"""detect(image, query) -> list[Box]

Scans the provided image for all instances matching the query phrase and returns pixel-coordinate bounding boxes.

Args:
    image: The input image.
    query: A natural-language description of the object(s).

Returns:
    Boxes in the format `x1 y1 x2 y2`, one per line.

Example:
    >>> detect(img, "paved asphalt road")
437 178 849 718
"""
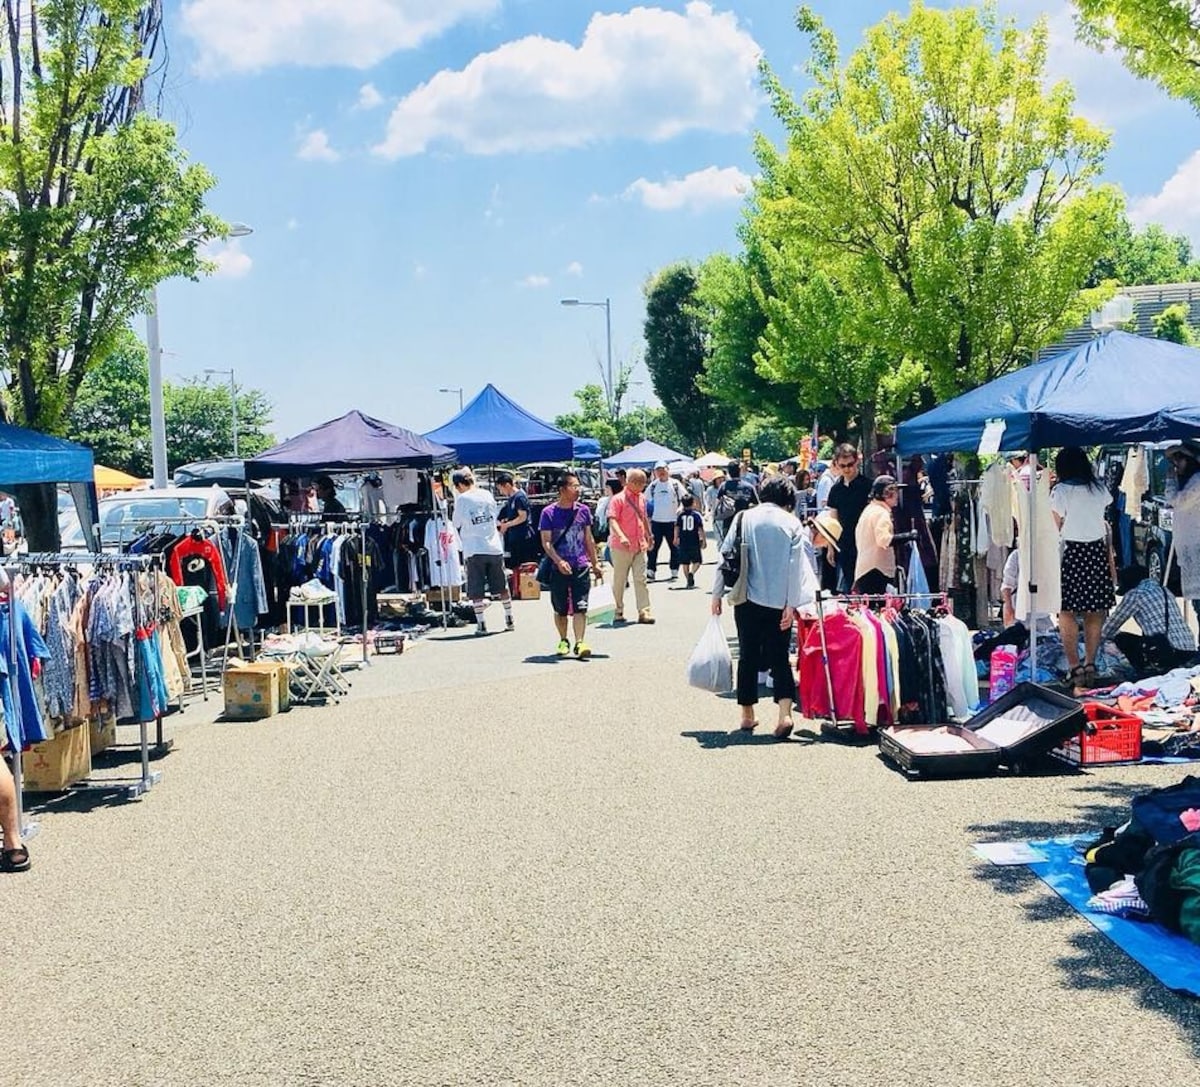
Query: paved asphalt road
4 557 1200 1085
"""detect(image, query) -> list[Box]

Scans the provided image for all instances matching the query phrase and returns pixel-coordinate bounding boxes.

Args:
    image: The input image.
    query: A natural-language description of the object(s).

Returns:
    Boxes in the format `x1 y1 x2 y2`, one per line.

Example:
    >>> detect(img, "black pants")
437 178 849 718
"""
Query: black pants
1113 632 1194 675
853 568 891 596
648 521 678 573
733 601 796 707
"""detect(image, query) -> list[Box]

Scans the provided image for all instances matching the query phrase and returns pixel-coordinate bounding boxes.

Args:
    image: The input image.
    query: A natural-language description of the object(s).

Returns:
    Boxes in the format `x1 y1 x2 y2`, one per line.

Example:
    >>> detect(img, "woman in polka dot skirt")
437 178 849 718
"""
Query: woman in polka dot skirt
1049 446 1116 692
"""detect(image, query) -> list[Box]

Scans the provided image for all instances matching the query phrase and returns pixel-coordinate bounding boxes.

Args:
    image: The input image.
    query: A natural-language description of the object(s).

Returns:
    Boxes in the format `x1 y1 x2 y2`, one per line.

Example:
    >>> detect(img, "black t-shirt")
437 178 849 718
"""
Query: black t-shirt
501 490 535 540
827 474 871 547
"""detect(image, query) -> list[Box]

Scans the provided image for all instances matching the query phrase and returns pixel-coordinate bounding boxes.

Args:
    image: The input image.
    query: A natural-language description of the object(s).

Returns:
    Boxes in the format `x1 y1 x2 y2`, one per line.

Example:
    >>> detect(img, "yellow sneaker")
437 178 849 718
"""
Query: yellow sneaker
574 641 592 659
556 638 571 656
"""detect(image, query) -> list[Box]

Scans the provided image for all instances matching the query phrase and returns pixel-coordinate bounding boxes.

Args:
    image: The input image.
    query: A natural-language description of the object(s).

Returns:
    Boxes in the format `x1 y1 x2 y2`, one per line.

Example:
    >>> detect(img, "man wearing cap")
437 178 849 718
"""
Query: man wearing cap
1007 450 1032 492
646 461 686 581
854 475 901 594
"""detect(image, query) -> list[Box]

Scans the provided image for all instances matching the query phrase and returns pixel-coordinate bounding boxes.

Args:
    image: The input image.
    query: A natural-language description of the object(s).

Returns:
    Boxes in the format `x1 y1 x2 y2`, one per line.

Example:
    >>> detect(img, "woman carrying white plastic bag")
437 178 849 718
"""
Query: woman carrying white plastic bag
687 615 733 693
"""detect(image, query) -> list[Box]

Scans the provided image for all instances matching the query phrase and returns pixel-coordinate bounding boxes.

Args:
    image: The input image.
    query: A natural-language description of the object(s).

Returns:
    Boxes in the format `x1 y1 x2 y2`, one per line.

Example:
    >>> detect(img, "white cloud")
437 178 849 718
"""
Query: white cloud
374 2 761 158
1130 150 1200 245
204 240 253 279
286 218 300 231
356 82 384 111
623 165 751 212
414 262 428 280
518 274 550 288
297 129 340 162
181 0 499 74
565 261 584 277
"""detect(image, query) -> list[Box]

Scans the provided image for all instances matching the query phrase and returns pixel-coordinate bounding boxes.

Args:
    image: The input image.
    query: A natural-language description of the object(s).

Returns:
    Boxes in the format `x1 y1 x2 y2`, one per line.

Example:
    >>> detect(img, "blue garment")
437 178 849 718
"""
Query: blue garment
232 532 268 631
0 598 51 749
134 630 170 722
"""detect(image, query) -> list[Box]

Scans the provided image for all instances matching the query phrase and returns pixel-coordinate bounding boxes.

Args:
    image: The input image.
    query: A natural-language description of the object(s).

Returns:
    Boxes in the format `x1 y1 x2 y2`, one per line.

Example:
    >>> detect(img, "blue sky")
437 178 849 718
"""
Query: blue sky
158 0 1200 441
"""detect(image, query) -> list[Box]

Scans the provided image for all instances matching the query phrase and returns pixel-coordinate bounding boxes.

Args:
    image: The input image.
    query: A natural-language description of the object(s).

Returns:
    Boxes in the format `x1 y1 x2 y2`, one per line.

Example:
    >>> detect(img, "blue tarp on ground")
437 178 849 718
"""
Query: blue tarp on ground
896 332 1200 455
246 410 456 478
603 439 690 470
425 384 597 465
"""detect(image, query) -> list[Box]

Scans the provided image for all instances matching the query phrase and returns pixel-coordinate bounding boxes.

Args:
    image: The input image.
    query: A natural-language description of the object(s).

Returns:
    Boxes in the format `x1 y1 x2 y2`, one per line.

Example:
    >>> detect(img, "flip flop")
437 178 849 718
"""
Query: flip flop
774 721 794 740
1 845 30 873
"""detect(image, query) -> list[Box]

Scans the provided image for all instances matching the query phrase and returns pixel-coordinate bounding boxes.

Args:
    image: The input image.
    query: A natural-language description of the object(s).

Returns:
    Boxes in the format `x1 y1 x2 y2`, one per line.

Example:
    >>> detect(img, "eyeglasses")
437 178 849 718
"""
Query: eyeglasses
836 459 856 468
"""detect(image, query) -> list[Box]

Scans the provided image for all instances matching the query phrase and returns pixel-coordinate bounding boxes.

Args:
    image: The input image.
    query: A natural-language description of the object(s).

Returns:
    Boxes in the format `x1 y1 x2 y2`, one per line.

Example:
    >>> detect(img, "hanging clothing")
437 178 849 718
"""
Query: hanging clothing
1121 447 1150 520
979 461 1014 548
0 597 51 749
1014 466 1061 619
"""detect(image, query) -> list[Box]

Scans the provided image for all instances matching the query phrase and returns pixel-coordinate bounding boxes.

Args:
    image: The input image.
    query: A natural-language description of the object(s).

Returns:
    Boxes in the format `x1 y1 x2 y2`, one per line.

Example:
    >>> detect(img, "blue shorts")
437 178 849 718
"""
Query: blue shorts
549 566 591 616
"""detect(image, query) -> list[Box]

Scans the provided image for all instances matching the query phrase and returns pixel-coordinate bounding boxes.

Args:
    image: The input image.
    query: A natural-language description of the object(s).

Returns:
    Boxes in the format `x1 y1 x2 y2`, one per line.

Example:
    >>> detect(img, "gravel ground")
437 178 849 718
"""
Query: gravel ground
3 558 1199 1086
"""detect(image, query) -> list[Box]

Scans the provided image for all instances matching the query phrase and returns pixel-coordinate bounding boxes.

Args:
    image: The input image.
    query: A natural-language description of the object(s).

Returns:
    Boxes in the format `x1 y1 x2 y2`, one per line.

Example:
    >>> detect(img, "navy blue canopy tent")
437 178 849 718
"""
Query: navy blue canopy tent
245 410 456 479
0 423 99 550
424 384 598 464
604 439 690 470
896 332 1200 455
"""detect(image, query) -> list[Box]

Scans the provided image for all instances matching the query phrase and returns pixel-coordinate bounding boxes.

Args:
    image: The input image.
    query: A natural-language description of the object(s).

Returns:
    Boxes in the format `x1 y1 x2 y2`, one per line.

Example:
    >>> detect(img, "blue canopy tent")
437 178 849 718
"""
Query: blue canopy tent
0 423 99 551
604 439 691 470
895 332 1200 455
245 410 456 479
424 384 598 464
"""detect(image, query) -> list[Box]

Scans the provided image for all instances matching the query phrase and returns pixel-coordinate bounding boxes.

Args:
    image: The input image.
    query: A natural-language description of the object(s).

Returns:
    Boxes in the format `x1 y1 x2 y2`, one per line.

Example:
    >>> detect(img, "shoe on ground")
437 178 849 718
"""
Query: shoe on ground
669 572 678 582
686 573 695 588
505 616 515 632
475 623 487 637
613 612 626 624
638 611 656 625
574 641 592 659
556 638 571 656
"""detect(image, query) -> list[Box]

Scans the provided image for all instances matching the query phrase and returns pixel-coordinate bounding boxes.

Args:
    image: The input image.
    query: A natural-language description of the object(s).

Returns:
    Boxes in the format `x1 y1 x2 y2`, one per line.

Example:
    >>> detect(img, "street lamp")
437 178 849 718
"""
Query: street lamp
147 221 254 487
438 386 464 413
204 368 238 458
560 297 613 417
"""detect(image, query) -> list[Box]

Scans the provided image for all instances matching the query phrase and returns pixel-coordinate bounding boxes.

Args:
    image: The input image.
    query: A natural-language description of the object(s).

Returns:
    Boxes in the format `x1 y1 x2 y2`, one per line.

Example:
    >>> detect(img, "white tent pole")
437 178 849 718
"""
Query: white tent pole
1027 452 1039 674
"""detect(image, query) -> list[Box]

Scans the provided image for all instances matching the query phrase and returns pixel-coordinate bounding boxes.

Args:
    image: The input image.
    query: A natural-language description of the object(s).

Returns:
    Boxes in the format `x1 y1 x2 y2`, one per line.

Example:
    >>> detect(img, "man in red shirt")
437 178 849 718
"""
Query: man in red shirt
606 468 655 624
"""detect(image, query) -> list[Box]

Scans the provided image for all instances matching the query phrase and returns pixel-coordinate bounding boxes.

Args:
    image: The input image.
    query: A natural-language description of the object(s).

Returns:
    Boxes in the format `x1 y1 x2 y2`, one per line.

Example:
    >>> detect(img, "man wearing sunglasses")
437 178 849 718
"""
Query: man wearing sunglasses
826 443 872 593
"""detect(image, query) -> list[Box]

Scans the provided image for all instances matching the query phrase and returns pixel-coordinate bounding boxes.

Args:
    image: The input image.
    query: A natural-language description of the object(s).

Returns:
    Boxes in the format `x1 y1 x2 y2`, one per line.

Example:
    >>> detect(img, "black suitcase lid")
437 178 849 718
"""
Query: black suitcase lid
879 724 1003 778
963 682 1085 766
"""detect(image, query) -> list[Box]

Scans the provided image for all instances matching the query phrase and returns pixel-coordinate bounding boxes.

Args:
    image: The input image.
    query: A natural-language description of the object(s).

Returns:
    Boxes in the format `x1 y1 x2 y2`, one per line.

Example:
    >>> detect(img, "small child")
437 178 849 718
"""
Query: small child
674 494 706 588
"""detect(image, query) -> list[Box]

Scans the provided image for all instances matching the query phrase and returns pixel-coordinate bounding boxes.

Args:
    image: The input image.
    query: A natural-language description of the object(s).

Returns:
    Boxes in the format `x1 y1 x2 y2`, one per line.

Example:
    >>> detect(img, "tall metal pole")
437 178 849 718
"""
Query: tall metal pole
147 288 169 488
229 369 239 459
604 298 614 418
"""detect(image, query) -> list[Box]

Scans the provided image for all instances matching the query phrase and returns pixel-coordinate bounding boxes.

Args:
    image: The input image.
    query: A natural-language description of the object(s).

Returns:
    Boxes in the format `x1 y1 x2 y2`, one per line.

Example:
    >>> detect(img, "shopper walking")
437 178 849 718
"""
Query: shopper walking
646 461 686 580
1049 446 1115 691
712 461 759 544
674 494 706 588
539 472 602 657
711 476 816 738
451 468 514 635
496 472 539 570
606 468 655 624
0 755 30 872
826 443 871 593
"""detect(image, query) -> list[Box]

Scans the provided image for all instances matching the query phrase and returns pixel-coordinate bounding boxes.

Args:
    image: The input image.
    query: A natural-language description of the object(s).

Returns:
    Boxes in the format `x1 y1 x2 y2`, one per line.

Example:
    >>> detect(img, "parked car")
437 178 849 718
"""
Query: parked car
1097 444 1182 592
516 462 600 522
59 486 237 549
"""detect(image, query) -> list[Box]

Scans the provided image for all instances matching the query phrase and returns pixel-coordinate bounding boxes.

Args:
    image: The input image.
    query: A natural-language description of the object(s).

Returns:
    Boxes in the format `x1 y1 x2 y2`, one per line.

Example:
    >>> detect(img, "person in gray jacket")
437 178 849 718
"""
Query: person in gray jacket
711 476 817 739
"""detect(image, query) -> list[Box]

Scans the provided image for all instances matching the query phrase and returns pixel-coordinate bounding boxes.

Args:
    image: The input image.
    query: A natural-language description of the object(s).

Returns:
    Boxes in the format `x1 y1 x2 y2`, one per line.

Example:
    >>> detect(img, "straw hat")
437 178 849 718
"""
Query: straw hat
812 511 841 552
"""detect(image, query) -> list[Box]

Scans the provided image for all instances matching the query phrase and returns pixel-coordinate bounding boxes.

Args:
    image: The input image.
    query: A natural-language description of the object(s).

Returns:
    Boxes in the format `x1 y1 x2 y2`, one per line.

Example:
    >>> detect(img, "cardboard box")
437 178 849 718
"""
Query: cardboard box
22 725 91 792
224 665 279 720
425 585 462 607
517 573 542 600
89 714 117 756
227 660 291 714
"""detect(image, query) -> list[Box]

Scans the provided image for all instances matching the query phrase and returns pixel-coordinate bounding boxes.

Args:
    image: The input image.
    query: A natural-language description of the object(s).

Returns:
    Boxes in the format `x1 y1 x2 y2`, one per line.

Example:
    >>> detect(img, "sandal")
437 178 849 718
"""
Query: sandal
1067 664 1086 688
1 845 30 873
774 720 794 740
738 720 758 732
1081 663 1099 690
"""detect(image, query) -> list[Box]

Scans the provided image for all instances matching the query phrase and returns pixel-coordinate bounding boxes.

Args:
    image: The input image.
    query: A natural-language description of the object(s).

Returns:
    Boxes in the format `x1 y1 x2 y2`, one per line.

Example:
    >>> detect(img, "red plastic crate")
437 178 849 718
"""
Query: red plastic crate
1054 702 1142 766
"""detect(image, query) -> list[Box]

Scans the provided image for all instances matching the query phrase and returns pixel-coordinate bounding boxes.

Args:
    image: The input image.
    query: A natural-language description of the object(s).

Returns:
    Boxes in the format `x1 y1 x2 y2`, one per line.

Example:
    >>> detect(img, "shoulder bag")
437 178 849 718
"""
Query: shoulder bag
720 512 751 607
537 507 579 588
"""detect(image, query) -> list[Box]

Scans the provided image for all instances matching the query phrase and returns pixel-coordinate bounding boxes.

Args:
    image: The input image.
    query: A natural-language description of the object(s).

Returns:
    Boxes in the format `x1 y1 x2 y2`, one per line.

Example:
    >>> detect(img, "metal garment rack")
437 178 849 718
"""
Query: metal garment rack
8 551 162 807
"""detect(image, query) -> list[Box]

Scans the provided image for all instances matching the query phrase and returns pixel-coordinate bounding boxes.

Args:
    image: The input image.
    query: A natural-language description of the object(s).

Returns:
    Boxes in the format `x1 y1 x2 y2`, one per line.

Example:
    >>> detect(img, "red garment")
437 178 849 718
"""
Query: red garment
168 535 229 610
799 611 866 733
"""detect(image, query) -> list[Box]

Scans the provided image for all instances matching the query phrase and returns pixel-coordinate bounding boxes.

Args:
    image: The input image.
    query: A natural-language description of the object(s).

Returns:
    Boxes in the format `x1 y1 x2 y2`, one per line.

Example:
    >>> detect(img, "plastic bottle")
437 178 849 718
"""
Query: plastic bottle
990 646 1019 702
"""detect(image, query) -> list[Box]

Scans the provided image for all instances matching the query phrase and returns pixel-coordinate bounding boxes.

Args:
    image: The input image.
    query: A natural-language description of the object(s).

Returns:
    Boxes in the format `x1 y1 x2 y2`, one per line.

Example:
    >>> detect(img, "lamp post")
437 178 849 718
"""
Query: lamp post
560 297 613 418
204 368 238 458
148 221 254 487
438 386 464 413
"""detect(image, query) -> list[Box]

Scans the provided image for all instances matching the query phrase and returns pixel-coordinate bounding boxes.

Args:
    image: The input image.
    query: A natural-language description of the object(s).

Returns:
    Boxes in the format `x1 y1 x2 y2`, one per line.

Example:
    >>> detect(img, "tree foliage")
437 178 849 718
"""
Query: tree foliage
1075 0 1200 111
1087 216 1199 286
554 384 686 457
1152 301 1197 344
643 263 739 451
737 2 1118 452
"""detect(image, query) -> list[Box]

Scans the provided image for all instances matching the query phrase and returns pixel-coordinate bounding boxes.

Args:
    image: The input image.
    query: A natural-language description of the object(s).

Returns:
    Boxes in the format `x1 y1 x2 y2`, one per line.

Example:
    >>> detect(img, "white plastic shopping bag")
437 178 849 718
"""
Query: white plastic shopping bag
686 616 734 693
907 543 934 607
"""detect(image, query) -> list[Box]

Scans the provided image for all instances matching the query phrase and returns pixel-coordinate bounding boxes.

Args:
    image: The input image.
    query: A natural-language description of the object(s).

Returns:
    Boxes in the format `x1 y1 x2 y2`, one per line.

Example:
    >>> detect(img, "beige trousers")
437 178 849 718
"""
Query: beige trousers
610 547 650 616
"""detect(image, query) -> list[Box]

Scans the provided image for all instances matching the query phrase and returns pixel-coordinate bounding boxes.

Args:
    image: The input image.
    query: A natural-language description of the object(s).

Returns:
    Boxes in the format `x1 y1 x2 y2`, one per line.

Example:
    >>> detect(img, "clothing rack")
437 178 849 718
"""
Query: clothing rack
7 552 162 812
285 514 374 660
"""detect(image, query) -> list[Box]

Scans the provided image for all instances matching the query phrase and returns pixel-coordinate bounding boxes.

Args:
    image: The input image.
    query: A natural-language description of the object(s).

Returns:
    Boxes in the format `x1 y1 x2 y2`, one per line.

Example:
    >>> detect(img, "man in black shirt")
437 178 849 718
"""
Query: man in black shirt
826 443 871 593
496 472 538 568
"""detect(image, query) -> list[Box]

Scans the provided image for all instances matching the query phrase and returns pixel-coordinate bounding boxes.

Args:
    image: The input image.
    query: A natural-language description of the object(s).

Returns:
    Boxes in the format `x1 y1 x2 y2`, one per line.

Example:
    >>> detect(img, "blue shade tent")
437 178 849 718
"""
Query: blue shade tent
896 332 1200 455
424 384 596 464
245 410 456 479
604 439 690 469
0 423 99 550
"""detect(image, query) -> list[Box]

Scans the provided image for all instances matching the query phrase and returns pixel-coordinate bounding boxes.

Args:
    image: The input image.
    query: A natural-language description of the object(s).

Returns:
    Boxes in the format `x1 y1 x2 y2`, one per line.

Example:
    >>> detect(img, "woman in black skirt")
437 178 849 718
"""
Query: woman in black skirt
1049 446 1115 691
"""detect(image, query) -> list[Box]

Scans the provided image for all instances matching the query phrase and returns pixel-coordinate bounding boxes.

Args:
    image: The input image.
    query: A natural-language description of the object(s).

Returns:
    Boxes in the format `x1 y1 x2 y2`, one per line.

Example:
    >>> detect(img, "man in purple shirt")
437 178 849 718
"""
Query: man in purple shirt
539 471 602 658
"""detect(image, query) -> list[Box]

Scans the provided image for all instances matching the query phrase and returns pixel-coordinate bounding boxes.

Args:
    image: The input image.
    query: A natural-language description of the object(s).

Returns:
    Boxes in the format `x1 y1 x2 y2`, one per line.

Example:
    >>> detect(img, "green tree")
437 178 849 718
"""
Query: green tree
643 263 738 450
555 383 686 456
727 416 805 464
1152 302 1197 344
1075 0 1200 110
0 1 222 544
1087 217 1196 286
745 2 1119 453
165 379 274 470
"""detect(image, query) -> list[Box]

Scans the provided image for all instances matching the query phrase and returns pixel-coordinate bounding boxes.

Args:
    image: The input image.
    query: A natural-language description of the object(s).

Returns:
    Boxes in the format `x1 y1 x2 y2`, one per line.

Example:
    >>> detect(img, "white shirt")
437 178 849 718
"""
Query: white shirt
452 487 503 557
646 477 684 523
1001 549 1054 631
815 472 835 510
1049 481 1111 542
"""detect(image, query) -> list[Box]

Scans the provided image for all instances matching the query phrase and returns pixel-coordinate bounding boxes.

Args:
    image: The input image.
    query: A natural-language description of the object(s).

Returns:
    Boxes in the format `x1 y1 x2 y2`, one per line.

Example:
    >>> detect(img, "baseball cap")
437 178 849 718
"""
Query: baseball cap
654 460 668 469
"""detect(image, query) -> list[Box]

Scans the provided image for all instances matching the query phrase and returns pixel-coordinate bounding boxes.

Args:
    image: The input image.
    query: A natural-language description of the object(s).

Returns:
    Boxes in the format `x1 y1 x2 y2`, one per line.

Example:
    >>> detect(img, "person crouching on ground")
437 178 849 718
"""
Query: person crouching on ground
1102 564 1195 675
539 472 602 657
606 468 655 625
711 476 816 739
854 475 900 595
674 493 705 588
451 468 514 635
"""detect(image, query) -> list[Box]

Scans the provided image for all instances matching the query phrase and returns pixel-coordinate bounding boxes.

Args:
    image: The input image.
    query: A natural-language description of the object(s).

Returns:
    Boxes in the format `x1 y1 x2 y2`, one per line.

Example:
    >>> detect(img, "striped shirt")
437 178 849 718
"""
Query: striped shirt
1102 580 1194 651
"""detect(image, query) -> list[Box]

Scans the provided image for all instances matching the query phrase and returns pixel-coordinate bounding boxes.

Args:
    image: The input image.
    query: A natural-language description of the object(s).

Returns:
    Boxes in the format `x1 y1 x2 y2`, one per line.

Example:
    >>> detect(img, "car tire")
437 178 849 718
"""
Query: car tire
1147 545 1164 586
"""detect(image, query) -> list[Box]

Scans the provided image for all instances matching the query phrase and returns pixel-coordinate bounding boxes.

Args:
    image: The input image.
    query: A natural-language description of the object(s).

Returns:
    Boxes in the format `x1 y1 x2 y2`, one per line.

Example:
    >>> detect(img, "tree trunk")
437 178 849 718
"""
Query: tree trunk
859 402 877 469
12 482 61 551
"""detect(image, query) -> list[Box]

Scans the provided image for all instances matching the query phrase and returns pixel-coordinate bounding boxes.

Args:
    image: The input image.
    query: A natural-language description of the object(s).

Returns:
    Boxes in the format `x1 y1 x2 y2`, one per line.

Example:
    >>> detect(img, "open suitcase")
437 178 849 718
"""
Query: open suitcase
878 682 1086 780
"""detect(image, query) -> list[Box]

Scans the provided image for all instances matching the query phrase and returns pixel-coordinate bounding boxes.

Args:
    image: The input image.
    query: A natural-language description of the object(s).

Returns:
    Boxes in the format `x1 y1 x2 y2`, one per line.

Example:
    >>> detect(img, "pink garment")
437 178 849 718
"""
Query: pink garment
800 612 866 734
1181 809 1200 833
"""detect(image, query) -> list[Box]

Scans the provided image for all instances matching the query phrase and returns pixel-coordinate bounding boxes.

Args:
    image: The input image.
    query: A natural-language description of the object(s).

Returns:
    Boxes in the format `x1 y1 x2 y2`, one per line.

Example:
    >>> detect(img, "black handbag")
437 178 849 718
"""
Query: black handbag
718 512 744 585
537 508 578 587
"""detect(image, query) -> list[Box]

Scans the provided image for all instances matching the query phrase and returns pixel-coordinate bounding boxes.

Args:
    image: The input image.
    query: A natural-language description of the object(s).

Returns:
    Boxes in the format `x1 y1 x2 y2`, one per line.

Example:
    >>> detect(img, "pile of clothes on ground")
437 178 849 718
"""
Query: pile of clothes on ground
1083 775 1200 941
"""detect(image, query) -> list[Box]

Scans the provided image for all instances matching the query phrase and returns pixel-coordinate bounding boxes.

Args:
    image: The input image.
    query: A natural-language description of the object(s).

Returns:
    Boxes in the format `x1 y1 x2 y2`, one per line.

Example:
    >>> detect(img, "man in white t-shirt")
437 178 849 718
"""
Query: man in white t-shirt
645 461 686 581
1001 548 1054 632
451 468 513 635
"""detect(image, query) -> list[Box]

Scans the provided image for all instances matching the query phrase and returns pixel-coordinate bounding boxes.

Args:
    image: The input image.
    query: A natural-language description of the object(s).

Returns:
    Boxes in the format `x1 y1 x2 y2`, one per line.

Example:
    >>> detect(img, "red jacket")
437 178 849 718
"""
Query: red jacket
169 535 228 610
799 611 866 734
